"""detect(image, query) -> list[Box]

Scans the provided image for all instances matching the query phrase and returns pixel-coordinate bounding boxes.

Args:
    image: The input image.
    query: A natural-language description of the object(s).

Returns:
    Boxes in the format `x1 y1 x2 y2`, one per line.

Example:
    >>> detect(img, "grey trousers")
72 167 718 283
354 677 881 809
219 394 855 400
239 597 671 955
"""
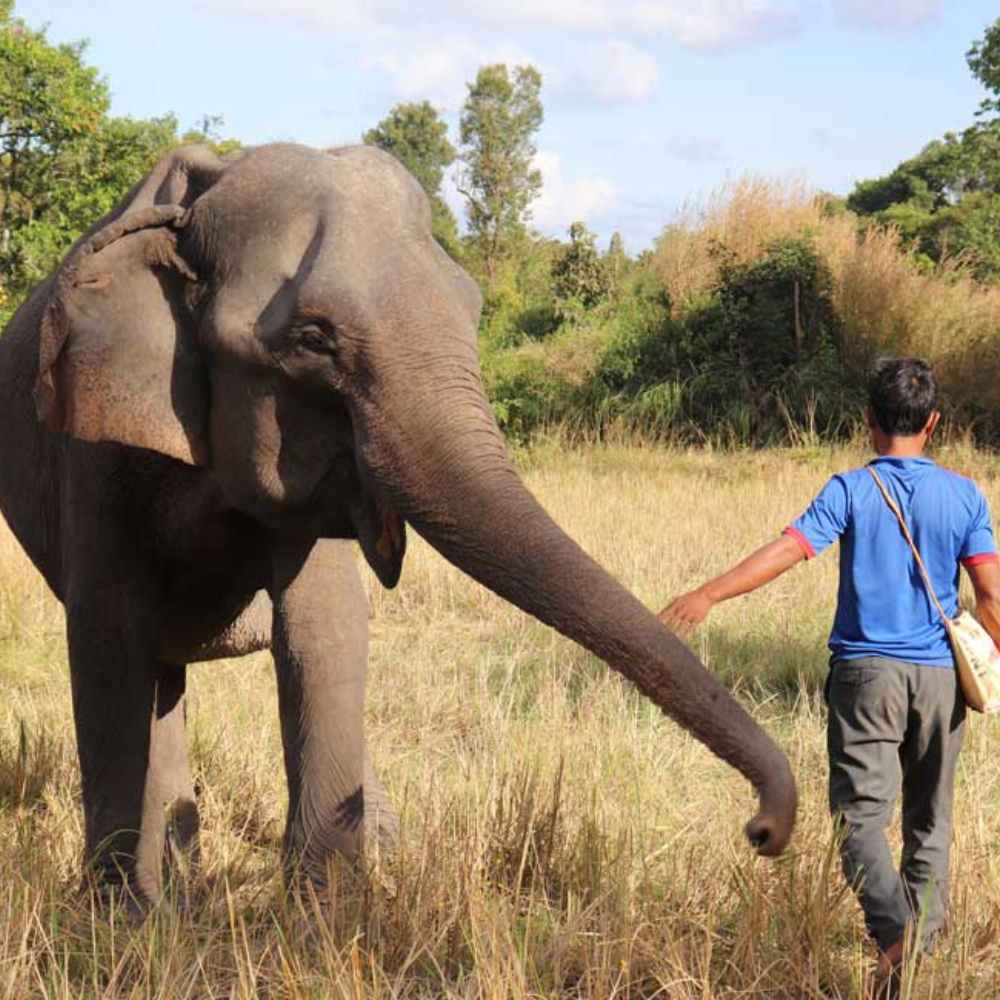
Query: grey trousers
826 657 966 952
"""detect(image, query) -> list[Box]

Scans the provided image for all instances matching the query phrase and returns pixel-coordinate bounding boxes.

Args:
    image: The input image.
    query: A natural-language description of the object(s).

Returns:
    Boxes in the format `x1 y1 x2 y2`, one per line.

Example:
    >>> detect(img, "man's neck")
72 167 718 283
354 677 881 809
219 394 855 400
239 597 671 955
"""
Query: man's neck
873 434 927 459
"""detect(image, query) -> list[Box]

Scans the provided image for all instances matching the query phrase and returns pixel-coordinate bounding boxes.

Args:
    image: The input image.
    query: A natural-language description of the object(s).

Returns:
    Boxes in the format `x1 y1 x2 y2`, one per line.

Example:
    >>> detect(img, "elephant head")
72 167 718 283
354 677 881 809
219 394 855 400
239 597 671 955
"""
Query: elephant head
34 142 796 855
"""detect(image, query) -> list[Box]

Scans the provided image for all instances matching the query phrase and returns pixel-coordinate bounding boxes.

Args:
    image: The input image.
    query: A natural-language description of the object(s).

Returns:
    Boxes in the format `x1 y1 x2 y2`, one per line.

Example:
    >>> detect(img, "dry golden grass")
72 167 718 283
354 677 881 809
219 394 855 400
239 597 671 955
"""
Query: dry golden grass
3 441 1000 997
652 178 1000 424
654 177 826 309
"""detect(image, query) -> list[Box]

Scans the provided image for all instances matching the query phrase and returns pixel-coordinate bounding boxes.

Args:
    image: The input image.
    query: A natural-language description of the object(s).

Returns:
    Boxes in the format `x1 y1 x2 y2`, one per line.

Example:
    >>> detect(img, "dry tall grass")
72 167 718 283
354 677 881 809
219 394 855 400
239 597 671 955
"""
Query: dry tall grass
3 442 1000 998
653 178 1000 423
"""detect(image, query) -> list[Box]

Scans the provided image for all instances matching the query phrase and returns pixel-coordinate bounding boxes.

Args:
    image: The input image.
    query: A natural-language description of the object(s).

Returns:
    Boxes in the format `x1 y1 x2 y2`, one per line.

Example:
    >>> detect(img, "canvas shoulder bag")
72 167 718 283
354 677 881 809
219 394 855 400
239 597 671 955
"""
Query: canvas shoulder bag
867 464 1000 713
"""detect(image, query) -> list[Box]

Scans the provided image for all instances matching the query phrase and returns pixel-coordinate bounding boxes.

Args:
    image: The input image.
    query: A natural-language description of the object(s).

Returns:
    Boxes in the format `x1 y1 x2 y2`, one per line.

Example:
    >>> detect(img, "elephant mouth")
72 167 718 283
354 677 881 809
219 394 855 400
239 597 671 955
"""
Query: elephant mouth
349 491 406 588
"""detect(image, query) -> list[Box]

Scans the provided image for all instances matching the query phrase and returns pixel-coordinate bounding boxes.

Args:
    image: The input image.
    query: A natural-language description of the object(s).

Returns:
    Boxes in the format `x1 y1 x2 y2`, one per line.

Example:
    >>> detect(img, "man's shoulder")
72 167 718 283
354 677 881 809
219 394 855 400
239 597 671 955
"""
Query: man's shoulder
936 464 978 486
929 463 986 500
826 466 871 493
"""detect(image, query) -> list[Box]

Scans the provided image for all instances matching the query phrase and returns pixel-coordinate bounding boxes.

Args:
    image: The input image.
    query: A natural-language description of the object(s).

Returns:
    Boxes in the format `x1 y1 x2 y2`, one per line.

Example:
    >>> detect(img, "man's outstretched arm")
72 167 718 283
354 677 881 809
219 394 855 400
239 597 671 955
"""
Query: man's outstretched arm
966 557 1000 649
658 534 806 635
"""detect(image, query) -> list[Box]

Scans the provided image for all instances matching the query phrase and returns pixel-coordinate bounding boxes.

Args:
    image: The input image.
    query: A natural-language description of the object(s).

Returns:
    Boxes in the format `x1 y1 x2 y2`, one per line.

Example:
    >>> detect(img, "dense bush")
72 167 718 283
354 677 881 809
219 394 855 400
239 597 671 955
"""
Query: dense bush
480 179 1000 446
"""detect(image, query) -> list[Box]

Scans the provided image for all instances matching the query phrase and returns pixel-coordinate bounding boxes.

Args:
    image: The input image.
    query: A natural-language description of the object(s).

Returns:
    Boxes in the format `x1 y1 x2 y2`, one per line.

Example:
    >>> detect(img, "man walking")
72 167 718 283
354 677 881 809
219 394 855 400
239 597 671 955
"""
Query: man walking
660 358 1000 993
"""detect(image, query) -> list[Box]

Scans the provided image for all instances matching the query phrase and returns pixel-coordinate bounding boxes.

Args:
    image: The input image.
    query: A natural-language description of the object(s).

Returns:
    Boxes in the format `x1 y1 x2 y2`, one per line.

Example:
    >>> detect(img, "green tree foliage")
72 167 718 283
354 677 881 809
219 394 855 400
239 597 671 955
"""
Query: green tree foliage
600 238 847 441
847 132 1000 279
457 64 543 290
710 237 840 380
362 101 459 257
7 115 181 298
551 221 610 318
476 232 561 348
483 236 857 445
0 3 237 325
848 19 1000 281
967 16 1000 116
1 3 109 310
604 232 629 293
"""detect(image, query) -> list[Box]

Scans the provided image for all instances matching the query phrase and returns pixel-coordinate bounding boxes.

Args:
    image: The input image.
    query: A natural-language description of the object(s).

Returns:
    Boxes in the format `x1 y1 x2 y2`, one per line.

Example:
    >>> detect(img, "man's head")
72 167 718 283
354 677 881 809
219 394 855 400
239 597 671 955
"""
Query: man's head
866 357 940 451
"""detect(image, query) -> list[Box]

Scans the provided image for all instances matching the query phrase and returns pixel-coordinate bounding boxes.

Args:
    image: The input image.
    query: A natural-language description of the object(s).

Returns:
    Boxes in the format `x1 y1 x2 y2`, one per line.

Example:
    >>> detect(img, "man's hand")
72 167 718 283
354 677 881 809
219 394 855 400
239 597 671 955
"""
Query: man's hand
655 535 806 638
658 588 715 636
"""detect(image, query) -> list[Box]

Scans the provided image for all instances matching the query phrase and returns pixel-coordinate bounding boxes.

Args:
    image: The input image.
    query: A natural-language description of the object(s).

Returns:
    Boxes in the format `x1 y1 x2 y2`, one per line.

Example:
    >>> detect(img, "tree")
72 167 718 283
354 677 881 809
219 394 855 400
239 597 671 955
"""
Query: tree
363 101 455 201
362 100 459 255
605 231 629 294
0 3 108 264
456 64 543 290
967 17 1000 117
846 20 1000 281
8 113 180 299
0 3 239 326
551 221 610 318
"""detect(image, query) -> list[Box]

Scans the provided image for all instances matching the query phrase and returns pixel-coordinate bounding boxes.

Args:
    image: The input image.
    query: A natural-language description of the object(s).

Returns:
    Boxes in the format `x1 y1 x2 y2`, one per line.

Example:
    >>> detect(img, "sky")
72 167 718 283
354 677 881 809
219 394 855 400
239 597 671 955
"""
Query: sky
14 0 998 254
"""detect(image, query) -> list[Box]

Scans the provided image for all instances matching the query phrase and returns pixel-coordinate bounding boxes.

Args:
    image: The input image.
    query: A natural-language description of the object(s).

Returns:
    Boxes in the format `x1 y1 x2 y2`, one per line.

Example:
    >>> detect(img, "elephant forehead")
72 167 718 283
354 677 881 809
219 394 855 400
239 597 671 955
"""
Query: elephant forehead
196 143 427 240
205 229 375 341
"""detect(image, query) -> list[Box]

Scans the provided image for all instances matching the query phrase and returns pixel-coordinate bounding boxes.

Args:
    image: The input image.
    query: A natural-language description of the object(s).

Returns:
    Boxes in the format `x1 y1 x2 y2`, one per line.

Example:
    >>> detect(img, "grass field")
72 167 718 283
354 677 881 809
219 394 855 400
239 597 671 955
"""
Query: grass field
3 441 1000 998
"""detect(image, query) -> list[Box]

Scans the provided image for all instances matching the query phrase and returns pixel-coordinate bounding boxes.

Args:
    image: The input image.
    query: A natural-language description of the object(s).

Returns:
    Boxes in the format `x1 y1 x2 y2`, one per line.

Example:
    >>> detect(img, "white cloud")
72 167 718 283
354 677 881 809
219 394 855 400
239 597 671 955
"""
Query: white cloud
367 41 472 107
831 0 942 30
439 0 801 47
202 0 801 51
531 152 618 233
198 0 377 32
570 41 659 104
630 1 800 49
363 36 540 108
433 0 614 31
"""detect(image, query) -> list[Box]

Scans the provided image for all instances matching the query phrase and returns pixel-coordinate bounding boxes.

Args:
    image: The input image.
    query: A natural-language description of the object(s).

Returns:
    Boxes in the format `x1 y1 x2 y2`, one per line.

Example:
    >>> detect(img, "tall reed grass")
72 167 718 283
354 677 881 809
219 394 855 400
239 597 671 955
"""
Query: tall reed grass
653 177 1000 430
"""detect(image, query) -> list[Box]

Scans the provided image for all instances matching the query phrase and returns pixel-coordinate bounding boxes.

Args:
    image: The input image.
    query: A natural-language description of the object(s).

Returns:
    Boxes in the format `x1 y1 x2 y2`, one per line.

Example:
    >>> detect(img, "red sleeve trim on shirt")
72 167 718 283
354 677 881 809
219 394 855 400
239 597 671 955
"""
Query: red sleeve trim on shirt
783 526 815 559
961 552 999 568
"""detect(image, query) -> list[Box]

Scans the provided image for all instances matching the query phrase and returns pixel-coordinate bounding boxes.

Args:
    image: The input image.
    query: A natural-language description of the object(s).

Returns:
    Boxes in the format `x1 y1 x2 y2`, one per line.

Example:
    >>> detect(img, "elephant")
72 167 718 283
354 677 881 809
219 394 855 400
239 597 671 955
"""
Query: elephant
0 142 796 908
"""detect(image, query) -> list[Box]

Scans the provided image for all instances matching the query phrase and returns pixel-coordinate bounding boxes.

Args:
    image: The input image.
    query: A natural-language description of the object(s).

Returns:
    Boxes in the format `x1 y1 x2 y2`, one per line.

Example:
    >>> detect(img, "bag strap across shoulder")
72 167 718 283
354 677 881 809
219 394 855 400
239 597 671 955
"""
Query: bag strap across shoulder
867 465 952 626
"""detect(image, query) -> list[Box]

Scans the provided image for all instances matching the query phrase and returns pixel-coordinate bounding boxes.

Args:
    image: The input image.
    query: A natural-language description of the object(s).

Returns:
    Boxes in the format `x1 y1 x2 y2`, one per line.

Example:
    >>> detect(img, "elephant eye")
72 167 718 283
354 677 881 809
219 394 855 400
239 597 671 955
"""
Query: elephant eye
294 323 332 353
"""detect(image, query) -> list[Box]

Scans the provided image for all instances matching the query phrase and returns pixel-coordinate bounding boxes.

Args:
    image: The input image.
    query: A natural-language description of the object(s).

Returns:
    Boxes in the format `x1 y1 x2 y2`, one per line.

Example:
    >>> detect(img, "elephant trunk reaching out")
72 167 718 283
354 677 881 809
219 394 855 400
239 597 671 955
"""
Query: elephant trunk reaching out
0 141 797 909
351 348 796 857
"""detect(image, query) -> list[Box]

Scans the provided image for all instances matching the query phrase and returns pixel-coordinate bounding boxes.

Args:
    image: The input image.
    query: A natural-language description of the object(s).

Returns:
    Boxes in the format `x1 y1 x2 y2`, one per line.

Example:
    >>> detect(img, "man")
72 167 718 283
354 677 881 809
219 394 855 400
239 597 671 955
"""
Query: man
660 358 1000 992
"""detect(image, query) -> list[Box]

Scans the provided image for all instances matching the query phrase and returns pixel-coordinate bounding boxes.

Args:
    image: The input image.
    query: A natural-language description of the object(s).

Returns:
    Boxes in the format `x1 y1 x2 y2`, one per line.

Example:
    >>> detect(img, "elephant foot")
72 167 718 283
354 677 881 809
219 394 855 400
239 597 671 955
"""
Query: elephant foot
77 869 170 923
78 796 201 921
279 852 370 948
365 798 399 851
163 797 202 879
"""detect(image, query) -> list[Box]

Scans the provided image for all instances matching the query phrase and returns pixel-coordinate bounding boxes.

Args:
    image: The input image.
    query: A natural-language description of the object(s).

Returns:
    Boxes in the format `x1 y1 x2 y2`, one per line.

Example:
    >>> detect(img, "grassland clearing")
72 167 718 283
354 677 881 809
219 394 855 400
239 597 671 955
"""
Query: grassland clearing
2 440 1000 998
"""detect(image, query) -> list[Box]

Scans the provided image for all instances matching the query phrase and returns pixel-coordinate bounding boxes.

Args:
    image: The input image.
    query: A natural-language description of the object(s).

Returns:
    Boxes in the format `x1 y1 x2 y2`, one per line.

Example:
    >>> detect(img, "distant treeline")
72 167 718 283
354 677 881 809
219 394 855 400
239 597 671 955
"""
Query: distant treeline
4 2 1000 446
481 179 1000 446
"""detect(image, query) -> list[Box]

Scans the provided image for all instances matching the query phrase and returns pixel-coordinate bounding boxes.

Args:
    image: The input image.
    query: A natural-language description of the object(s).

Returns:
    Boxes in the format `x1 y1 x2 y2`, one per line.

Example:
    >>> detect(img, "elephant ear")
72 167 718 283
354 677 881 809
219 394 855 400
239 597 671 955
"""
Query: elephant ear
34 147 227 466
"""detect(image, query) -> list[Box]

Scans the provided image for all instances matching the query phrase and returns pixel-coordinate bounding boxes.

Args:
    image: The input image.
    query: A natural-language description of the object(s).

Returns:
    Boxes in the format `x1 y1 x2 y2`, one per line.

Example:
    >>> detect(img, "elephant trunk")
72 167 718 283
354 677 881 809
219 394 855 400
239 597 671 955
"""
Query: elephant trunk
351 355 796 856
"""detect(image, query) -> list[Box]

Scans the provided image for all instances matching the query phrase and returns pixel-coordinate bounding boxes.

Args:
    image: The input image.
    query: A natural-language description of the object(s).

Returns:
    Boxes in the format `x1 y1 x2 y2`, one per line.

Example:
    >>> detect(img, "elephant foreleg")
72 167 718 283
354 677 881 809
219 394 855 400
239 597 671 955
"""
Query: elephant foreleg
68 604 198 908
271 537 397 888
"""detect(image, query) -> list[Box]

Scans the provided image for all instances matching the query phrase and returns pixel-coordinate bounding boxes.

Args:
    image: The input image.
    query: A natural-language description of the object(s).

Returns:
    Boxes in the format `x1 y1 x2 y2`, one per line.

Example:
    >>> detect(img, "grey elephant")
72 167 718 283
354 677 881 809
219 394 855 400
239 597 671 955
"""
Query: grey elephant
0 142 796 907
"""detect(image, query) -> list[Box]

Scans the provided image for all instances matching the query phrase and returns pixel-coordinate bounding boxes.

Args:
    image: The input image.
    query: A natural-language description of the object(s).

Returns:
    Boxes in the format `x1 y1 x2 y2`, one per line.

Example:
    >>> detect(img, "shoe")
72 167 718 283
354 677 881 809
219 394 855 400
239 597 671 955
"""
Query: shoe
868 939 904 1000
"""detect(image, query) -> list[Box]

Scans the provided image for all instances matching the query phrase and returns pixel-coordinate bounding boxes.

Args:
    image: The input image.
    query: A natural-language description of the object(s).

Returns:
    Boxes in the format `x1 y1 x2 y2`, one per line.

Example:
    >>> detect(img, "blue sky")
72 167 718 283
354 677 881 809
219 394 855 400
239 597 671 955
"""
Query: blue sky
16 1 997 253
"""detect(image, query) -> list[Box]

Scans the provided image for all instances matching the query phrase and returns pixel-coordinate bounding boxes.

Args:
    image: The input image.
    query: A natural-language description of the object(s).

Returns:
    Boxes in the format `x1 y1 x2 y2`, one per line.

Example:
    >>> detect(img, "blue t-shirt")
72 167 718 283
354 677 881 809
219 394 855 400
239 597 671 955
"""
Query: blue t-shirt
784 456 998 666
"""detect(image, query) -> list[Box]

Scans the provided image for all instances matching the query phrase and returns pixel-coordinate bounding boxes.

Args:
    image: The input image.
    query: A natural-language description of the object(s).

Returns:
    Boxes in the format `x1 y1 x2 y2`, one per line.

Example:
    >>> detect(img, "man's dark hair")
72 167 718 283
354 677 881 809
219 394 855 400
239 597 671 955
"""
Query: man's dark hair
867 357 937 436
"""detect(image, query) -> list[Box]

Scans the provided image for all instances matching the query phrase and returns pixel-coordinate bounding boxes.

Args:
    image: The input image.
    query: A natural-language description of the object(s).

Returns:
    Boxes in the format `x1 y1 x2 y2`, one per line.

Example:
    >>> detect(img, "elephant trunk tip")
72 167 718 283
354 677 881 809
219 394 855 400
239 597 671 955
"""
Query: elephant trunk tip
745 769 798 857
